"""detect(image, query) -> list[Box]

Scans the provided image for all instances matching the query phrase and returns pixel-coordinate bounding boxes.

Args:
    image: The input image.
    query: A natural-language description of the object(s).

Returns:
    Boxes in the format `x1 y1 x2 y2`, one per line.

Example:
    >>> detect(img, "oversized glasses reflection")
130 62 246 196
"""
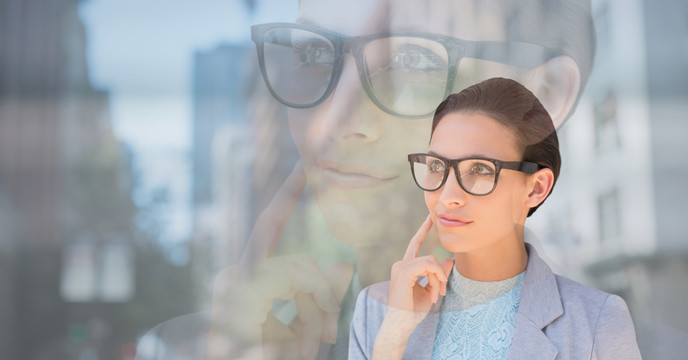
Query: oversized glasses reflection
251 22 559 119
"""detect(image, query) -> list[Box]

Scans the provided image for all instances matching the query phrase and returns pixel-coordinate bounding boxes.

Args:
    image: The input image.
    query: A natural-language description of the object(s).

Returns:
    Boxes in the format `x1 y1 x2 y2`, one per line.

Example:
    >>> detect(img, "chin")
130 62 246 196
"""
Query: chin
323 203 373 242
318 198 412 247
437 233 480 253
312 186 425 248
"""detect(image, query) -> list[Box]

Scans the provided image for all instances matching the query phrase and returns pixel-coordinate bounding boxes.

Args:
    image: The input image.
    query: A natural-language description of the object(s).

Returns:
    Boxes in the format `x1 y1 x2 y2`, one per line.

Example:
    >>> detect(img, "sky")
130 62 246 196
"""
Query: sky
78 0 298 253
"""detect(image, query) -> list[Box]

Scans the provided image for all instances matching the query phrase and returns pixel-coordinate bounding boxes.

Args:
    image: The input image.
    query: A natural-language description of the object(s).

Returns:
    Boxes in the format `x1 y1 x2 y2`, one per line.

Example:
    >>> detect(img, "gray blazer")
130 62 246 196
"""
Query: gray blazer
349 243 642 359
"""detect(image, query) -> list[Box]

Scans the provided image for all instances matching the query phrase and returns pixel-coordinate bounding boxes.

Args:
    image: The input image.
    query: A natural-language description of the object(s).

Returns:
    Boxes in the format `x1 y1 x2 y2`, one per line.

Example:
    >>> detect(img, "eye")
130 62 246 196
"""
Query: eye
428 159 446 173
294 40 335 66
468 162 495 176
389 44 446 72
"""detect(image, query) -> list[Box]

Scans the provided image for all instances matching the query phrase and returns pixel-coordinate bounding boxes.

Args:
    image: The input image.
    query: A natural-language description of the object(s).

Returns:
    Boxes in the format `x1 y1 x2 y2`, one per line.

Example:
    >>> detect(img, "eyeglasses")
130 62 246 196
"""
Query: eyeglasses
251 22 559 119
407 153 540 195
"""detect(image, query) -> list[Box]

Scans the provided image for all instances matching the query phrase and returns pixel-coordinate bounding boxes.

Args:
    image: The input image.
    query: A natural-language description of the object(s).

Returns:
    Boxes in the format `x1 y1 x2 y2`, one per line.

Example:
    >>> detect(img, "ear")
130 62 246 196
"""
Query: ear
532 56 581 129
525 168 555 209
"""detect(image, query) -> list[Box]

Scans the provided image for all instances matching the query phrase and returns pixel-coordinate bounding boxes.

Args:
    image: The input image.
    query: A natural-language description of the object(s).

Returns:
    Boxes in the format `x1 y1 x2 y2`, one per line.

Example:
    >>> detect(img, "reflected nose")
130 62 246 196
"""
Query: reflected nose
319 56 385 143
439 168 467 207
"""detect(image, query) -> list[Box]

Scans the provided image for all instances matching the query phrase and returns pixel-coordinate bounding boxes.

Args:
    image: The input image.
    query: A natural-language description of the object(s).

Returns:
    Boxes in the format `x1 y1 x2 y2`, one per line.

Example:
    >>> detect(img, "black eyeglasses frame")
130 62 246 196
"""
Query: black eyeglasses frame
407 153 541 195
251 22 560 119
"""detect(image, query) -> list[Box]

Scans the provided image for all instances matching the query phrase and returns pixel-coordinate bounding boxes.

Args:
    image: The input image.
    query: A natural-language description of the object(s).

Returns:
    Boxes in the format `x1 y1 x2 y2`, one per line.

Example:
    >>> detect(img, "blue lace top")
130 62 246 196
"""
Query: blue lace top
430 265 525 360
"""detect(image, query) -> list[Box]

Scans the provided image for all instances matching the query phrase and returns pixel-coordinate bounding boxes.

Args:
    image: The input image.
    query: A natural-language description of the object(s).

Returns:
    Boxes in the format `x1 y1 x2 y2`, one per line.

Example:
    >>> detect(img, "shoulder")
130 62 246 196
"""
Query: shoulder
352 281 390 326
349 281 390 359
553 274 632 328
554 274 611 316
549 275 641 358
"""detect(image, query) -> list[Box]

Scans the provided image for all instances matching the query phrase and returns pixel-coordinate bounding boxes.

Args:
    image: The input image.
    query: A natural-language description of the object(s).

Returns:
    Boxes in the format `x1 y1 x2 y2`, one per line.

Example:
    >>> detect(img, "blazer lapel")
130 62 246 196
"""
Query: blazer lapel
404 244 563 360
508 313 559 360
508 243 563 360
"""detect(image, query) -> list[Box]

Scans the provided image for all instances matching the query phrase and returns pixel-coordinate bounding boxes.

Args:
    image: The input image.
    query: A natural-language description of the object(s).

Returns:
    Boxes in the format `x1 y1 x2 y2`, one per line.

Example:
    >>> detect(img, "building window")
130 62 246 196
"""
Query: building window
598 188 621 243
594 90 621 150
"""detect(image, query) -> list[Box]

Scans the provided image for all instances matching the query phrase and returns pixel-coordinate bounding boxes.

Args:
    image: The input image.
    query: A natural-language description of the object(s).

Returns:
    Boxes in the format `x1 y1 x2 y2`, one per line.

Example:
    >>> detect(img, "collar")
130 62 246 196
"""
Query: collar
407 243 563 360
507 243 563 360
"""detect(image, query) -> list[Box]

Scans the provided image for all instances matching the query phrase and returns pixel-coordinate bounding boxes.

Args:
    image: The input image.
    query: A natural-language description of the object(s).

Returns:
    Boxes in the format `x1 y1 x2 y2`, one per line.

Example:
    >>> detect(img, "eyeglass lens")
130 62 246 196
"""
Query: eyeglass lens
263 28 336 105
412 155 497 194
261 27 450 117
365 37 449 116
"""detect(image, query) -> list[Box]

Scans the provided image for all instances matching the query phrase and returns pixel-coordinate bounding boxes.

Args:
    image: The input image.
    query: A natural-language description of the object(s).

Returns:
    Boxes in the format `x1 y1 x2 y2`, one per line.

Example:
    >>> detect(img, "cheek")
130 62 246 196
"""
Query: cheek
510 189 529 222
392 121 433 150
496 177 530 223
287 109 325 156
287 109 307 142
424 191 438 213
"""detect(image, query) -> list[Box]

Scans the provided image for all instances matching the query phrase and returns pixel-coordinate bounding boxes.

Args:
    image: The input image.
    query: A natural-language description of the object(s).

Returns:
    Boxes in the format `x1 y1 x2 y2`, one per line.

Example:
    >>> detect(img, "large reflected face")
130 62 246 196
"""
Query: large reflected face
424 112 530 253
285 0 543 247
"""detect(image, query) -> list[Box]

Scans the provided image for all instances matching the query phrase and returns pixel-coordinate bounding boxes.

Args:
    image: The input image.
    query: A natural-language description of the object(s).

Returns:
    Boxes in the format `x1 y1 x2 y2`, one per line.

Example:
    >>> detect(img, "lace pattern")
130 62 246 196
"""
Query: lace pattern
430 265 525 360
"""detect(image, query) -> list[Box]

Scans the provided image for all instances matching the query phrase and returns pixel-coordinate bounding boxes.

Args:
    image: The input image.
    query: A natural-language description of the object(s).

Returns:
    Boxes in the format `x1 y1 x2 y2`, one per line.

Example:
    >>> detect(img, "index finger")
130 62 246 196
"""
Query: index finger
240 161 307 268
403 215 434 261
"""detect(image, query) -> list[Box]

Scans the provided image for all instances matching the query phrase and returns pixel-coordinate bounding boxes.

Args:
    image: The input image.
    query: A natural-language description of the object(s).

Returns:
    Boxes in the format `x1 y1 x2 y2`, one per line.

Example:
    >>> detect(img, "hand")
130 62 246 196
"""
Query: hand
207 161 354 360
372 215 453 359
388 215 453 316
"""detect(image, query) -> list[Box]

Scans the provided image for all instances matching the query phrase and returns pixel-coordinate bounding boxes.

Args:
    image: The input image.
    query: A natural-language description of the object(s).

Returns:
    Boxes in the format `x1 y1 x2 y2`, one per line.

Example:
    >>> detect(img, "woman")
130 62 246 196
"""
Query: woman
348 78 641 359
148 2 597 359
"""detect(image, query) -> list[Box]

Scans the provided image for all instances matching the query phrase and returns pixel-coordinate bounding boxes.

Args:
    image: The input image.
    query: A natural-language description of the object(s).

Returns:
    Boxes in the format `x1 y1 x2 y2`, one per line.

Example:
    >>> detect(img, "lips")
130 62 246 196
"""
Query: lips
317 158 398 189
437 213 473 228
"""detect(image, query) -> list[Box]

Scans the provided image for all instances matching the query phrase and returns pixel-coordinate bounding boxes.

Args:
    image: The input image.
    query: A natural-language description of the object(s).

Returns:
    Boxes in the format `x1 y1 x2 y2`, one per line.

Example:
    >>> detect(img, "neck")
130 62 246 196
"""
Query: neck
453 235 528 282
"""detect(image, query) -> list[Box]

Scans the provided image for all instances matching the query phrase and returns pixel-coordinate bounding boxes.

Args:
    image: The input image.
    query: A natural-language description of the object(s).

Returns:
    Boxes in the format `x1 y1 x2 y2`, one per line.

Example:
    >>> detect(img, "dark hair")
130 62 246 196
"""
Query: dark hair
431 77 561 217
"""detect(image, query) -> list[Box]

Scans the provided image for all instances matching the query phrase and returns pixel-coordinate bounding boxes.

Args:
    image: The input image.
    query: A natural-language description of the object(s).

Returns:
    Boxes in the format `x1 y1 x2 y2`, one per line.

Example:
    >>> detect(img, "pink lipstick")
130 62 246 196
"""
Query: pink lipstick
437 213 473 228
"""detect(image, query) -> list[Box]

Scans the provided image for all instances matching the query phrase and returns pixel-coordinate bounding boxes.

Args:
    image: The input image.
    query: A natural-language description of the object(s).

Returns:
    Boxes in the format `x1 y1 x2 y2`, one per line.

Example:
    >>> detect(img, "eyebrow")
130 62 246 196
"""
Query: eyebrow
427 150 493 159
294 17 400 36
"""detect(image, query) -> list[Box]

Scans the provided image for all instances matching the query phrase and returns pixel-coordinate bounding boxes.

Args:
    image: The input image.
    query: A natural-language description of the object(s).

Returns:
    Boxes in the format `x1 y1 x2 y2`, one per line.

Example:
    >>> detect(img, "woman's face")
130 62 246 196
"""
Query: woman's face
289 0 539 247
424 112 531 253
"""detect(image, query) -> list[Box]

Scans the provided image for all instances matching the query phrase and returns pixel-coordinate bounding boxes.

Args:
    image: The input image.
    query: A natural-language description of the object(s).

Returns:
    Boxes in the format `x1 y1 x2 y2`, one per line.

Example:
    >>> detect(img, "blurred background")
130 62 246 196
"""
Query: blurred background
1 0 687 359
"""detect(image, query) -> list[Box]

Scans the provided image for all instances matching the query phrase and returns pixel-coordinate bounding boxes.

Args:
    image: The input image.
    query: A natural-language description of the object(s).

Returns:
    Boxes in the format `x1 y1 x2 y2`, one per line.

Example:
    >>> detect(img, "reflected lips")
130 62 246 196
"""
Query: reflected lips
318 159 397 189
438 213 472 228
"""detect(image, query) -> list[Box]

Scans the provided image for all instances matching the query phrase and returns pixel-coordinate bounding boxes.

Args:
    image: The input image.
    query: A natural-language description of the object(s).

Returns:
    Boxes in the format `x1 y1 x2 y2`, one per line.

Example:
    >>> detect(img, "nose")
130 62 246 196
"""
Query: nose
438 167 467 207
319 56 385 143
